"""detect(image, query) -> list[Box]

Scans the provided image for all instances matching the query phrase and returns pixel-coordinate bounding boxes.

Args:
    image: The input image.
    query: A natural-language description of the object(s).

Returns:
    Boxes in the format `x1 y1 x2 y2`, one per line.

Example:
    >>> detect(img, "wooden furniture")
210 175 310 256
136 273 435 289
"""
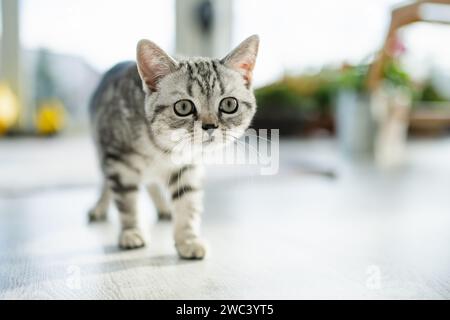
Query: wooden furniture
367 0 450 91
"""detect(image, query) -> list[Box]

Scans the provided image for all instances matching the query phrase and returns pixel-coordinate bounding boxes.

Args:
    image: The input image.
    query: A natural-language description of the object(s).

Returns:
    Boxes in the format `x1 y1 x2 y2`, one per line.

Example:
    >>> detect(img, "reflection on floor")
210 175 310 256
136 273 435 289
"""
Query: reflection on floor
1 135 450 299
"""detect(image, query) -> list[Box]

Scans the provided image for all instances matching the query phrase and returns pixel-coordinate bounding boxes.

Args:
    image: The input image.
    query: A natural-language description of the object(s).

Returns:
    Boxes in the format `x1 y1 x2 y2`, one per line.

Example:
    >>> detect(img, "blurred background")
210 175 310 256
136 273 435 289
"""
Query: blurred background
1 0 450 299
2 1 450 142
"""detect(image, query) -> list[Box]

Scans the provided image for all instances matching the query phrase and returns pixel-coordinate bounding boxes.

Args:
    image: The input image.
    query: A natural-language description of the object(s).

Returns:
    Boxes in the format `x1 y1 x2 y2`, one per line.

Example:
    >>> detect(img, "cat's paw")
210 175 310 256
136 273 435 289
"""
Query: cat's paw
88 207 107 223
176 238 208 260
158 211 172 221
119 228 146 250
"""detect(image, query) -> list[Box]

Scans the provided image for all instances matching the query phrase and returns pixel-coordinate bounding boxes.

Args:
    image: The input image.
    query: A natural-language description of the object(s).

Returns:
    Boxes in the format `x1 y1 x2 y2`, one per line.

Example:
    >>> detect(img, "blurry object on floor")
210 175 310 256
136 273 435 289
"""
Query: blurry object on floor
35 99 66 136
289 160 337 180
0 83 20 136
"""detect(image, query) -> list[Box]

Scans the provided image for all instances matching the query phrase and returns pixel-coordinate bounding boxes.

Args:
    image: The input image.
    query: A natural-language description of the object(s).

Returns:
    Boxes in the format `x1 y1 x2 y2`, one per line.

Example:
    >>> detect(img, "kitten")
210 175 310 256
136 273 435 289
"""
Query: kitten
88 35 259 259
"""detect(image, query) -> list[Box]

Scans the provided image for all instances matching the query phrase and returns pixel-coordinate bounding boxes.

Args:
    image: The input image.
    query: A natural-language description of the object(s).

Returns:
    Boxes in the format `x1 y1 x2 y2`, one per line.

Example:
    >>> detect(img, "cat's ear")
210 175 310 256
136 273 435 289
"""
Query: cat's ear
136 39 178 93
221 35 260 87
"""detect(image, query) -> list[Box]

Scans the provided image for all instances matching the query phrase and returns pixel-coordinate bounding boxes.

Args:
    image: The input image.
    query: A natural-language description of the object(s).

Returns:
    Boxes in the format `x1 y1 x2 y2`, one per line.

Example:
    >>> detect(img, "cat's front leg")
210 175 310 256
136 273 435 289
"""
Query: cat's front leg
107 172 145 250
147 184 172 221
168 165 207 259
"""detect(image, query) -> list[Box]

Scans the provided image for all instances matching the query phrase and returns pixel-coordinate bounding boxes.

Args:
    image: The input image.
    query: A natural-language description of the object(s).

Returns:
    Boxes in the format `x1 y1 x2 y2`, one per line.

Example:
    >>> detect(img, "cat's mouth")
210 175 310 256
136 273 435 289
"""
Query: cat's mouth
202 136 215 145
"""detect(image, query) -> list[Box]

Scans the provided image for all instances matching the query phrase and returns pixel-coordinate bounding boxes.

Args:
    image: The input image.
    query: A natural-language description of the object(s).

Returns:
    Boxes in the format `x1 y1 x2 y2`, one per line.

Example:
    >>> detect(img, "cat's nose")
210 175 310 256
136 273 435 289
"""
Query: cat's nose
202 123 219 131
202 123 218 139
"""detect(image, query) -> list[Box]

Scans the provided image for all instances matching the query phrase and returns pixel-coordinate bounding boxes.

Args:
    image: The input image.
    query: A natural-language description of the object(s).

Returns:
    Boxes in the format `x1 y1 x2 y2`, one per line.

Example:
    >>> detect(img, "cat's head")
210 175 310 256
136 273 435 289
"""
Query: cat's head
136 35 259 156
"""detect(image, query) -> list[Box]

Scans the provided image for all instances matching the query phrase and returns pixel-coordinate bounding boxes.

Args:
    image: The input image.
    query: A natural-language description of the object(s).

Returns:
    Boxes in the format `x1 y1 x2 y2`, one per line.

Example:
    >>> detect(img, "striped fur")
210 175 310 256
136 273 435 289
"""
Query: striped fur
88 36 259 259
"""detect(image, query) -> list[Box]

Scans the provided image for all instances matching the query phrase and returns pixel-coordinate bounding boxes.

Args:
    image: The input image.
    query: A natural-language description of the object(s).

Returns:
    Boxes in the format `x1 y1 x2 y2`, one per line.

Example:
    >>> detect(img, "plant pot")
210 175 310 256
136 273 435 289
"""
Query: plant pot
336 90 376 159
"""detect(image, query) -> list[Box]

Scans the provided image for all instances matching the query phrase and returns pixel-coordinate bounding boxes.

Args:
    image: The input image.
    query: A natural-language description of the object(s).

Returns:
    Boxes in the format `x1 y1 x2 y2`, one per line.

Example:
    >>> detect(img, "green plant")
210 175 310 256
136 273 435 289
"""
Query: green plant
382 60 412 89
417 81 447 103
335 64 369 92
255 60 449 116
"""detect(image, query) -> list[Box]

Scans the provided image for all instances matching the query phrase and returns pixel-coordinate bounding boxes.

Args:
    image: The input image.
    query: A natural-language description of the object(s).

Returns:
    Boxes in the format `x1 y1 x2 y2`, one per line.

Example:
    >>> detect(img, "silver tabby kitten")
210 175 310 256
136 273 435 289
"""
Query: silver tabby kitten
88 35 259 259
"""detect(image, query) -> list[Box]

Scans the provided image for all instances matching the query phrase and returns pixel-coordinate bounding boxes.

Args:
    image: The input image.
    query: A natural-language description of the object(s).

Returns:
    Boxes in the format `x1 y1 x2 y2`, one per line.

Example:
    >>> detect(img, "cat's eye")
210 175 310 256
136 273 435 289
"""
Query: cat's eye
219 97 239 114
174 100 196 117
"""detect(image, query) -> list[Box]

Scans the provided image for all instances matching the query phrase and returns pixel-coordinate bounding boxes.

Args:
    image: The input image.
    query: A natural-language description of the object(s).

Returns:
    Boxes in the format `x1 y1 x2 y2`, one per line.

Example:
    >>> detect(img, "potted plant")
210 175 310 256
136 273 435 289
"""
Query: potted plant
334 63 375 158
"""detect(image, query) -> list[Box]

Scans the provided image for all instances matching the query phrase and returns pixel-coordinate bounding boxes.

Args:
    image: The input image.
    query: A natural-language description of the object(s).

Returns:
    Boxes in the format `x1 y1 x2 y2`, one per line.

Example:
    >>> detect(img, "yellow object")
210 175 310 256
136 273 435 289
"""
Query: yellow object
35 99 66 135
0 83 20 135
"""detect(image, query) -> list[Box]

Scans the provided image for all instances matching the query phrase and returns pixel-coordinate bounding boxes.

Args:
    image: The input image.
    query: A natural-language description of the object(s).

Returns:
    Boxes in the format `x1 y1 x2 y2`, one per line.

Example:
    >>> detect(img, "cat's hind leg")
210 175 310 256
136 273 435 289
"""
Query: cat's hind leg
88 182 111 222
147 184 172 221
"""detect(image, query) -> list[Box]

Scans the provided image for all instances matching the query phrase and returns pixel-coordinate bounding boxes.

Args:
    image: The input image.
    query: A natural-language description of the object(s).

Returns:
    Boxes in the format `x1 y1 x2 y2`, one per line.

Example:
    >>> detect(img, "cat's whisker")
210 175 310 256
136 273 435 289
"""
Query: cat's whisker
226 131 272 145
223 134 264 160
225 132 266 156
222 136 260 164
244 134 273 144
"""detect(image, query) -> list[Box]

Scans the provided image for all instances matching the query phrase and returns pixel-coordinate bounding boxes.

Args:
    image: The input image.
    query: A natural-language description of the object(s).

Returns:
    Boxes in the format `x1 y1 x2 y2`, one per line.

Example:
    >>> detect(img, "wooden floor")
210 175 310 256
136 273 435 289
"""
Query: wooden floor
1 136 450 299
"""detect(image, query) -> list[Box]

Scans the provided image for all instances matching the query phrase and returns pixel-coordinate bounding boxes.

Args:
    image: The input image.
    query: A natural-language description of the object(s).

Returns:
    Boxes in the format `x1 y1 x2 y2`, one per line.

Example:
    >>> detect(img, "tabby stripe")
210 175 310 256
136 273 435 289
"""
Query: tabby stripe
151 105 169 124
169 165 194 186
172 185 197 201
108 174 138 194
209 61 218 95
201 61 213 98
104 152 122 162
115 199 133 213
176 62 185 71
196 78 206 95
212 61 225 95
192 62 207 95
168 118 192 129
104 153 141 174
242 101 254 110
111 185 138 194
146 123 171 154
187 63 195 97
211 76 217 93
219 111 244 128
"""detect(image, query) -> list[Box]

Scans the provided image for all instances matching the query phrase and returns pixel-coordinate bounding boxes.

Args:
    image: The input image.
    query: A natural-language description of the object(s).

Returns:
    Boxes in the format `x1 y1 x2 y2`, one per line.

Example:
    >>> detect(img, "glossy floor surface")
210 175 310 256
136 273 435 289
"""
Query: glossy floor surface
1 135 450 299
